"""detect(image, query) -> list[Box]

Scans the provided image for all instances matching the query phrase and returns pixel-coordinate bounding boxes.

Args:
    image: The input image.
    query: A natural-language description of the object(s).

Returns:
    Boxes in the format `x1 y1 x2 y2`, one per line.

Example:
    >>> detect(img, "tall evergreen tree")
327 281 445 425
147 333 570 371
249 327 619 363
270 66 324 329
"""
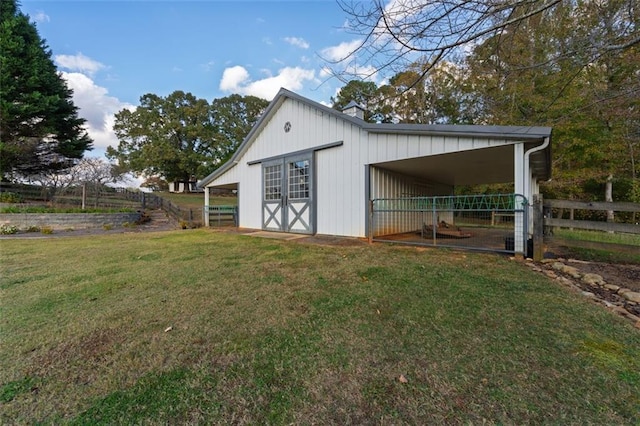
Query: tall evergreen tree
0 0 92 180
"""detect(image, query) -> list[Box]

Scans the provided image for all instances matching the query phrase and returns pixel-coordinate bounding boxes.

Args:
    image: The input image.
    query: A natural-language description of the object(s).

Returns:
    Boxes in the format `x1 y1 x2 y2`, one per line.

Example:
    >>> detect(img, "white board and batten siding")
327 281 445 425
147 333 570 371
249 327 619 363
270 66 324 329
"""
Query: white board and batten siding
210 96 365 234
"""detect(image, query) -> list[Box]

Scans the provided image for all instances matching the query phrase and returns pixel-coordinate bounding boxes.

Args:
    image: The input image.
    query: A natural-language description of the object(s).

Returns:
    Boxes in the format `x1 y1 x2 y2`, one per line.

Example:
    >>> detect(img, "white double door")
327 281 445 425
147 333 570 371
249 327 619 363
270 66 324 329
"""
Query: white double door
262 154 313 234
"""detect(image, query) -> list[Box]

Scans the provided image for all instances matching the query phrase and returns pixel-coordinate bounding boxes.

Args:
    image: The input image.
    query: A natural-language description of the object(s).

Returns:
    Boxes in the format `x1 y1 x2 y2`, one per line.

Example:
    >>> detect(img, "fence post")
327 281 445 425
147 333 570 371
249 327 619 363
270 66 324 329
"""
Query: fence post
368 200 373 244
141 192 146 209
532 194 544 261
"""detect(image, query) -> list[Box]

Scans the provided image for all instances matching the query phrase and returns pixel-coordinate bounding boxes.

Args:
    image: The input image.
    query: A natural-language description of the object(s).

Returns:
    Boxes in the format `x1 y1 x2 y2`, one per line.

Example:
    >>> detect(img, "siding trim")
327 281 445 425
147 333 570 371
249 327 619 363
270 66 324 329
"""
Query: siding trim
247 140 343 166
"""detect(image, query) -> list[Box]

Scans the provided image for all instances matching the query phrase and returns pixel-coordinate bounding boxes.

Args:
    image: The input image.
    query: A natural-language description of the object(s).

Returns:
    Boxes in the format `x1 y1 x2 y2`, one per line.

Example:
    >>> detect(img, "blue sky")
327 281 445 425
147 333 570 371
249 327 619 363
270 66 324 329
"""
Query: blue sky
20 0 377 162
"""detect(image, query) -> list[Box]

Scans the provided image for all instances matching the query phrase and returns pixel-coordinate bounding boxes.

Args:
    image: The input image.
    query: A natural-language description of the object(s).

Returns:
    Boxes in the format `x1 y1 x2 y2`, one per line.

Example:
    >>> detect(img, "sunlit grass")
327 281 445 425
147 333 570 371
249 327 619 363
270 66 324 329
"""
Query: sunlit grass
1 230 639 424
158 192 236 209
554 228 640 246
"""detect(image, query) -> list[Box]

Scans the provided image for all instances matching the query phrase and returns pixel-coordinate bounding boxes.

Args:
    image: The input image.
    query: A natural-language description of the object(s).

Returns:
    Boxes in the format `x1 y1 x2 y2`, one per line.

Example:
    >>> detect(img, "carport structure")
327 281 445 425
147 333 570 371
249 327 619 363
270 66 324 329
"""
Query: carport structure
199 88 552 256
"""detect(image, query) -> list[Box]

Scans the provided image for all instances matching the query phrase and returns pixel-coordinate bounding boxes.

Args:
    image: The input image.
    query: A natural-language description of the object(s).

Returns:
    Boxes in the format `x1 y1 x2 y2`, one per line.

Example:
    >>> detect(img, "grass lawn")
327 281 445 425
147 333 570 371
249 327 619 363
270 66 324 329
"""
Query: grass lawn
554 228 640 246
1 230 639 424
158 192 237 210
550 229 640 264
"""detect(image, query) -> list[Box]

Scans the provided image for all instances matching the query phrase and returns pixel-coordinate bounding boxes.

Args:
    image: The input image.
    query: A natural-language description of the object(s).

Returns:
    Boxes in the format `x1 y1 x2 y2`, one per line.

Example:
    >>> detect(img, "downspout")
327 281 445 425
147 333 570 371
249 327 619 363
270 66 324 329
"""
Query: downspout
523 136 550 240
523 136 550 204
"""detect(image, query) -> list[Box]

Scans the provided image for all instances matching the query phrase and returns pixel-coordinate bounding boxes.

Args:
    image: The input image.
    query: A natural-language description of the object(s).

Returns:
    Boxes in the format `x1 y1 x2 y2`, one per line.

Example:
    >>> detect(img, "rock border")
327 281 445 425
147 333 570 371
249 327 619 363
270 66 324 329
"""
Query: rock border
522 258 640 329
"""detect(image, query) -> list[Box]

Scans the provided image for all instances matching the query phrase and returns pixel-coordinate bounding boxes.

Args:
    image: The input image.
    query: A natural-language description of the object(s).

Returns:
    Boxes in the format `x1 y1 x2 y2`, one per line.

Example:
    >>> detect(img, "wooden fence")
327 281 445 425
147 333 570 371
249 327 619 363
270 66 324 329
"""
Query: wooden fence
528 196 639 261
1 183 201 226
543 199 640 235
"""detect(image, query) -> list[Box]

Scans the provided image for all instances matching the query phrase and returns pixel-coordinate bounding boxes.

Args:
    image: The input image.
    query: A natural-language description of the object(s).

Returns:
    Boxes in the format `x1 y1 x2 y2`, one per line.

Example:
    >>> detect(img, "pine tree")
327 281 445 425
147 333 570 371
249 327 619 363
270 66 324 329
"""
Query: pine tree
0 0 92 180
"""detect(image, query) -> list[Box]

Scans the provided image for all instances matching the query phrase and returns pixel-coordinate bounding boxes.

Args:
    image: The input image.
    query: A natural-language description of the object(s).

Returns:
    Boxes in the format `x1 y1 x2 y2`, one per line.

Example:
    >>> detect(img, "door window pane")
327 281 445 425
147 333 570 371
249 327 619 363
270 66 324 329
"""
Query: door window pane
264 164 282 200
288 160 309 199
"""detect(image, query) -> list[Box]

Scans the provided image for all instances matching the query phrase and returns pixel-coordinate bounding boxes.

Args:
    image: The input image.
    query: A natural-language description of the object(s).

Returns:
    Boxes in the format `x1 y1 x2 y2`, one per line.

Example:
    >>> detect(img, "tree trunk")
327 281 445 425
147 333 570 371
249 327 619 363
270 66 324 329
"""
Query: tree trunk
182 174 191 193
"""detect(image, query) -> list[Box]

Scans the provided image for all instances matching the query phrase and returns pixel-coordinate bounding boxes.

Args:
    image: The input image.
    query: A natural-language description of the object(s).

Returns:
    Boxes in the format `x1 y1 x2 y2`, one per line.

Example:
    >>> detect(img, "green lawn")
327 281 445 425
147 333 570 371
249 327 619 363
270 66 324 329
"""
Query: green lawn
554 228 640 246
158 192 237 210
1 230 639 424
550 229 640 264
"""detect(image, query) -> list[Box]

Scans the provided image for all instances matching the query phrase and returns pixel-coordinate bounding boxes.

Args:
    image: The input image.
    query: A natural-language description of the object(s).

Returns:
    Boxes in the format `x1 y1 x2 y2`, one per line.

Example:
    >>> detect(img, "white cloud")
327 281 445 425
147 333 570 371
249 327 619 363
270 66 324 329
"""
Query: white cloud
55 53 105 76
60 72 133 155
220 66 251 92
32 10 50 23
320 39 362 62
284 37 310 49
219 65 316 100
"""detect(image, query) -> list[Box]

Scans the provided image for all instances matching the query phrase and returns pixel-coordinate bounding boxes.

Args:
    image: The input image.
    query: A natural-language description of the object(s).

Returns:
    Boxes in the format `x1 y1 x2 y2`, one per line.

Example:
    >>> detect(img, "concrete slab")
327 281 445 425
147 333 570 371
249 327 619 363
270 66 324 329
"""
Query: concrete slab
244 231 308 240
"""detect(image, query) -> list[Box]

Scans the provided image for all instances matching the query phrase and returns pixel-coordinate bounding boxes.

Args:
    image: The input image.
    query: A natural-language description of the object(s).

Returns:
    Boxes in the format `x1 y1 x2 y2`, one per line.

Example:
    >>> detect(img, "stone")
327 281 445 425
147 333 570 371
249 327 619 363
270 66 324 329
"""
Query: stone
612 306 629 316
582 273 605 286
604 284 621 292
626 313 640 322
567 258 590 264
618 288 632 295
623 292 640 303
551 262 582 278
581 291 596 298
544 271 558 279
635 321 640 330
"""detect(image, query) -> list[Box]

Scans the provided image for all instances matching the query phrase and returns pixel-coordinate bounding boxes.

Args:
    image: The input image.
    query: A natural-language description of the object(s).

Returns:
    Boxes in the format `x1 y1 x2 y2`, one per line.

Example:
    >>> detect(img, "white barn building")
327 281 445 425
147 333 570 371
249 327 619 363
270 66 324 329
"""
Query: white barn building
198 88 552 255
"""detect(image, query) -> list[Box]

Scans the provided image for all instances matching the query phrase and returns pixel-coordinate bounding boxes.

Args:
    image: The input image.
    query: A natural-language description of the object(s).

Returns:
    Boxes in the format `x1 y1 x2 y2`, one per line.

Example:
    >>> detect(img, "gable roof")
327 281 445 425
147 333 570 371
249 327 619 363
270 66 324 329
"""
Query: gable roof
198 88 552 188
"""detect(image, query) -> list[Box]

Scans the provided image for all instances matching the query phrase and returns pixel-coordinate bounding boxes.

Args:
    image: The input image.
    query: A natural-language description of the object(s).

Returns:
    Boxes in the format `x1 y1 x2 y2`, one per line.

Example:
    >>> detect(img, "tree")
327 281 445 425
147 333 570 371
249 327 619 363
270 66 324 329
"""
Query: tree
331 64 478 125
0 0 92 180
210 94 269 164
463 0 640 202
331 0 639 93
108 91 216 192
71 158 122 208
375 62 478 124
330 80 380 122
141 176 168 192
108 92 268 191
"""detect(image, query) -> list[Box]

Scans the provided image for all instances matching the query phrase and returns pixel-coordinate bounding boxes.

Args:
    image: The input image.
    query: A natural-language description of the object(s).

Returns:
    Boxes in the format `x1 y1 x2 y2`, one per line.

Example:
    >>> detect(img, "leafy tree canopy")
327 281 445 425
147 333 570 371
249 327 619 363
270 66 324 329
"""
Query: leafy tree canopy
107 91 267 189
0 0 92 180
210 94 269 164
331 0 639 202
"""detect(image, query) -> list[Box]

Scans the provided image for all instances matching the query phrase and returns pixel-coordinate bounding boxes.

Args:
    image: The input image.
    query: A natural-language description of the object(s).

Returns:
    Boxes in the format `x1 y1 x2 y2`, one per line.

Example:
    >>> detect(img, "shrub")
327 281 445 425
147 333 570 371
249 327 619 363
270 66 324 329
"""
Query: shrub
102 224 113 231
0 224 18 234
135 211 151 225
40 226 53 234
0 192 23 203
25 225 41 233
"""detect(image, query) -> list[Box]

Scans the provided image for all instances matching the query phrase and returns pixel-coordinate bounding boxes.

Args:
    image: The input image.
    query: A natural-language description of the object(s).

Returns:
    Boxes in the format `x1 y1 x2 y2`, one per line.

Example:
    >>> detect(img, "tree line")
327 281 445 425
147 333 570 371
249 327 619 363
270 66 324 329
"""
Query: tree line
330 0 639 203
3 0 638 202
